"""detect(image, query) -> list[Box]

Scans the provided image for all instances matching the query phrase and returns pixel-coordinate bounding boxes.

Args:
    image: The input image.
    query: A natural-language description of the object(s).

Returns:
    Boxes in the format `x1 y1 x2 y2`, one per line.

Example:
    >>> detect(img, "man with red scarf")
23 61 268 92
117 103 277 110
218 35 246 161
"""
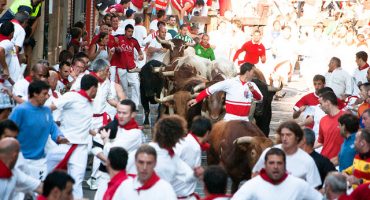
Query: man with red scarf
0 138 43 200
174 116 211 199
37 170 75 200
93 99 143 199
13 62 49 104
201 166 230 200
232 148 322 199
49 75 98 199
114 144 177 199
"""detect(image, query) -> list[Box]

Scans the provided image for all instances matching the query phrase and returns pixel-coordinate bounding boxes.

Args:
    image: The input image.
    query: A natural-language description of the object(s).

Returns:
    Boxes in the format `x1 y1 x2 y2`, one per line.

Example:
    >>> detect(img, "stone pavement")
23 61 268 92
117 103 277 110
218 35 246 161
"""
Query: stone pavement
82 76 309 199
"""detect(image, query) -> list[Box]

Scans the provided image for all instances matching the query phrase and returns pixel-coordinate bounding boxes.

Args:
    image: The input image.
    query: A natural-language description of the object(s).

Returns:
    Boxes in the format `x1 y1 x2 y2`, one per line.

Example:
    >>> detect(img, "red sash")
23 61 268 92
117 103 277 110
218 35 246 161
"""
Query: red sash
93 112 112 126
0 159 12 178
54 144 78 170
136 172 160 192
103 170 128 200
201 194 232 200
189 132 210 151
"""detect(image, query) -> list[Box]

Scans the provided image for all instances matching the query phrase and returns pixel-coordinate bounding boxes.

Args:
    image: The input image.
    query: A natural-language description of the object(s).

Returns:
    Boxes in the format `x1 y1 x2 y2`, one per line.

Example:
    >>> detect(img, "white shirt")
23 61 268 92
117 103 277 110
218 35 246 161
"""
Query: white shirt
70 73 85 91
149 19 158 32
113 176 177 200
13 78 29 101
103 126 143 155
0 39 20 82
312 105 326 137
353 66 369 86
252 144 321 188
44 90 62 122
325 68 354 97
231 174 322 200
11 21 26 49
134 25 148 47
148 38 167 62
127 142 195 185
143 32 172 46
56 91 93 144
0 168 40 200
120 19 135 31
93 79 113 115
173 134 201 196
112 27 125 36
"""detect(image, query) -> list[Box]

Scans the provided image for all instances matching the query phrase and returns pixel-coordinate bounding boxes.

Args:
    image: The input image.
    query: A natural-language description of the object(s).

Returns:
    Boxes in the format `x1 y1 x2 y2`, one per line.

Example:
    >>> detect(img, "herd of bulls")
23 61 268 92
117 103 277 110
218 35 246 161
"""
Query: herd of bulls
129 38 284 190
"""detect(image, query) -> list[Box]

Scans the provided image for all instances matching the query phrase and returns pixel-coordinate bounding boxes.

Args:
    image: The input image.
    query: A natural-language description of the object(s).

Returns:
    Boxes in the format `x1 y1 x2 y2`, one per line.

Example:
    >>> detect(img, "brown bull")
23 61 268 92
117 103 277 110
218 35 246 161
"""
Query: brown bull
207 120 273 193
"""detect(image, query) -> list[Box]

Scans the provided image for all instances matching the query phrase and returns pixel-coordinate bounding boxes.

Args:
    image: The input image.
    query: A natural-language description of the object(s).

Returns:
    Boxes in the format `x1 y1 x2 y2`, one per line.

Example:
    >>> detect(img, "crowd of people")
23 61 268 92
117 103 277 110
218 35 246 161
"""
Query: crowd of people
1 0 370 200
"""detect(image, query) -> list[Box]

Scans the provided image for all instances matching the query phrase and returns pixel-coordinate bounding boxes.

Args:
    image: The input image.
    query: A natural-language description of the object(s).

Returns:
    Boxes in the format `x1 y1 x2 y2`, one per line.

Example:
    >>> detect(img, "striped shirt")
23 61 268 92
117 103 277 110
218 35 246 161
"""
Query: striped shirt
174 34 193 43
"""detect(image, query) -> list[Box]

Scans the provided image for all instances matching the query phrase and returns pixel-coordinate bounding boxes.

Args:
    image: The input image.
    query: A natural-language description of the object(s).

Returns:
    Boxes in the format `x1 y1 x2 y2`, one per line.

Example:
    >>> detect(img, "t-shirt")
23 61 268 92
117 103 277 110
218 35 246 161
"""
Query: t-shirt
133 25 147 47
338 133 357 172
194 43 215 61
252 144 322 188
350 183 370 200
294 92 319 111
110 36 141 70
148 38 167 62
11 20 26 49
318 110 346 159
149 19 159 32
358 102 370 117
237 40 266 65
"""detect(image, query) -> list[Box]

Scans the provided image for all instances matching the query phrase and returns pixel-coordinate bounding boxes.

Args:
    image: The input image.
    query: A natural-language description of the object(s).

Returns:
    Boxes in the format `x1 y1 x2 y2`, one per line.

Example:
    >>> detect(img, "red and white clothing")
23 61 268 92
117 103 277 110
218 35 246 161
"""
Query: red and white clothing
143 31 172 47
253 144 321 188
293 92 319 113
155 0 169 11
201 195 230 200
171 0 195 13
231 170 322 200
0 163 41 200
149 19 159 32
91 77 114 130
50 90 93 198
195 76 263 121
353 63 369 86
233 40 266 65
70 73 85 91
0 35 20 86
318 110 346 159
113 172 177 200
127 142 195 186
100 170 133 200
173 133 203 198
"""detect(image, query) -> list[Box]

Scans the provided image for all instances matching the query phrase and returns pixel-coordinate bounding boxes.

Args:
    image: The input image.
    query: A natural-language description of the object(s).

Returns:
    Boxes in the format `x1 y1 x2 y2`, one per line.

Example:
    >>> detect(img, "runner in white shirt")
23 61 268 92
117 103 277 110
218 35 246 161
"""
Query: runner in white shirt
252 121 322 188
0 21 16 87
120 9 135 30
149 10 166 33
93 100 143 199
49 74 98 199
0 138 42 200
113 144 177 200
143 21 172 47
11 12 28 55
126 115 199 186
202 166 231 200
69 58 86 91
12 62 49 104
174 116 212 199
37 171 75 200
133 16 147 68
233 148 322 200
147 26 168 62
353 51 369 86
325 57 354 98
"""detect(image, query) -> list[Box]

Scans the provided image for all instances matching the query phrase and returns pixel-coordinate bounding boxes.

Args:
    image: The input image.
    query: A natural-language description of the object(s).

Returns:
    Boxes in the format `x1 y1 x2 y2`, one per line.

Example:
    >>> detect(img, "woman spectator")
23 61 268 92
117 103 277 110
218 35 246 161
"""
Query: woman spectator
194 34 215 61
88 32 112 62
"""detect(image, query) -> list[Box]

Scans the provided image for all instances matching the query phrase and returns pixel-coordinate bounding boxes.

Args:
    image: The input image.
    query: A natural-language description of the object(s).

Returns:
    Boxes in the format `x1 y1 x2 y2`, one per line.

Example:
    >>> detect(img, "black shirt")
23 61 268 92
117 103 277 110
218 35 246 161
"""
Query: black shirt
310 150 337 189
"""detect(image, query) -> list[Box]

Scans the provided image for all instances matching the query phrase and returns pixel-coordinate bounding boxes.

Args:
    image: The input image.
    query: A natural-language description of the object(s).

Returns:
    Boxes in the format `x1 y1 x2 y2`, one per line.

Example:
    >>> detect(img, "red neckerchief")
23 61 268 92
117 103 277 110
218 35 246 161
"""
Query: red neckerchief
52 90 58 98
136 172 160 192
103 170 128 200
240 79 246 85
90 71 105 83
115 115 139 130
36 195 47 200
202 194 232 200
0 34 9 42
165 147 175 157
25 76 33 83
359 63 369 71
77 90 92 102
70 38 80 46
189 132 210 151
10 19 20 25
58 73 69 85
259 168 288 185
200 41 210 49
0 159 12 178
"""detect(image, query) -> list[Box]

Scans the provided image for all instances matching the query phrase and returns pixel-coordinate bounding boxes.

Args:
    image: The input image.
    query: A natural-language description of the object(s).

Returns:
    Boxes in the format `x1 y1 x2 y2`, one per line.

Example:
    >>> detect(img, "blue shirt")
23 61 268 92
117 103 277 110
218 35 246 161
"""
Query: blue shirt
9 101 61 159
338 133 357 171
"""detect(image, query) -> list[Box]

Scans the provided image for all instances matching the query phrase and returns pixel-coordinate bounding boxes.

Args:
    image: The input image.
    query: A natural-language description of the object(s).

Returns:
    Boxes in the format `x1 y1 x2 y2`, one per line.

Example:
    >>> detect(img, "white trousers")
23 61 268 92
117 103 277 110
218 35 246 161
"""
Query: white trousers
46 144 89 199
112 67 140 107
224 113 249 121
17 153 47 181
94 171 110 200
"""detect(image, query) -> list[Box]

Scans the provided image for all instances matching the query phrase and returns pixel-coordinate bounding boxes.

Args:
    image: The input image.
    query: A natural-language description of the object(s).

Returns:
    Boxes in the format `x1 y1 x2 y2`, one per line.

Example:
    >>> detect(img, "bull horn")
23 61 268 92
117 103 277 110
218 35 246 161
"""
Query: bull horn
153 67 166 72
156 37 175 50
127 68 141 73
162 71 175 76
267 80 284 92
193 83 206 93
155 94 174 103
234 136 254 145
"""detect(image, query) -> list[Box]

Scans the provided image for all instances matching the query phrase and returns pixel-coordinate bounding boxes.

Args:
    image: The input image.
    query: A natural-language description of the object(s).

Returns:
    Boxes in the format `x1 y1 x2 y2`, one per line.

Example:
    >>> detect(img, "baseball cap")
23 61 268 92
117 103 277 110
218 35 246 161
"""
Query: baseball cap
126 8 136 18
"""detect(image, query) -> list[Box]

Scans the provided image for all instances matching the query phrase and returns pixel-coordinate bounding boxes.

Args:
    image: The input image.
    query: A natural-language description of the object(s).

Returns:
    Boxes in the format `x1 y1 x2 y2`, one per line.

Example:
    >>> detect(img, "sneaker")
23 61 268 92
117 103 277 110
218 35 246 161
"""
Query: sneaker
86 177 98 190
